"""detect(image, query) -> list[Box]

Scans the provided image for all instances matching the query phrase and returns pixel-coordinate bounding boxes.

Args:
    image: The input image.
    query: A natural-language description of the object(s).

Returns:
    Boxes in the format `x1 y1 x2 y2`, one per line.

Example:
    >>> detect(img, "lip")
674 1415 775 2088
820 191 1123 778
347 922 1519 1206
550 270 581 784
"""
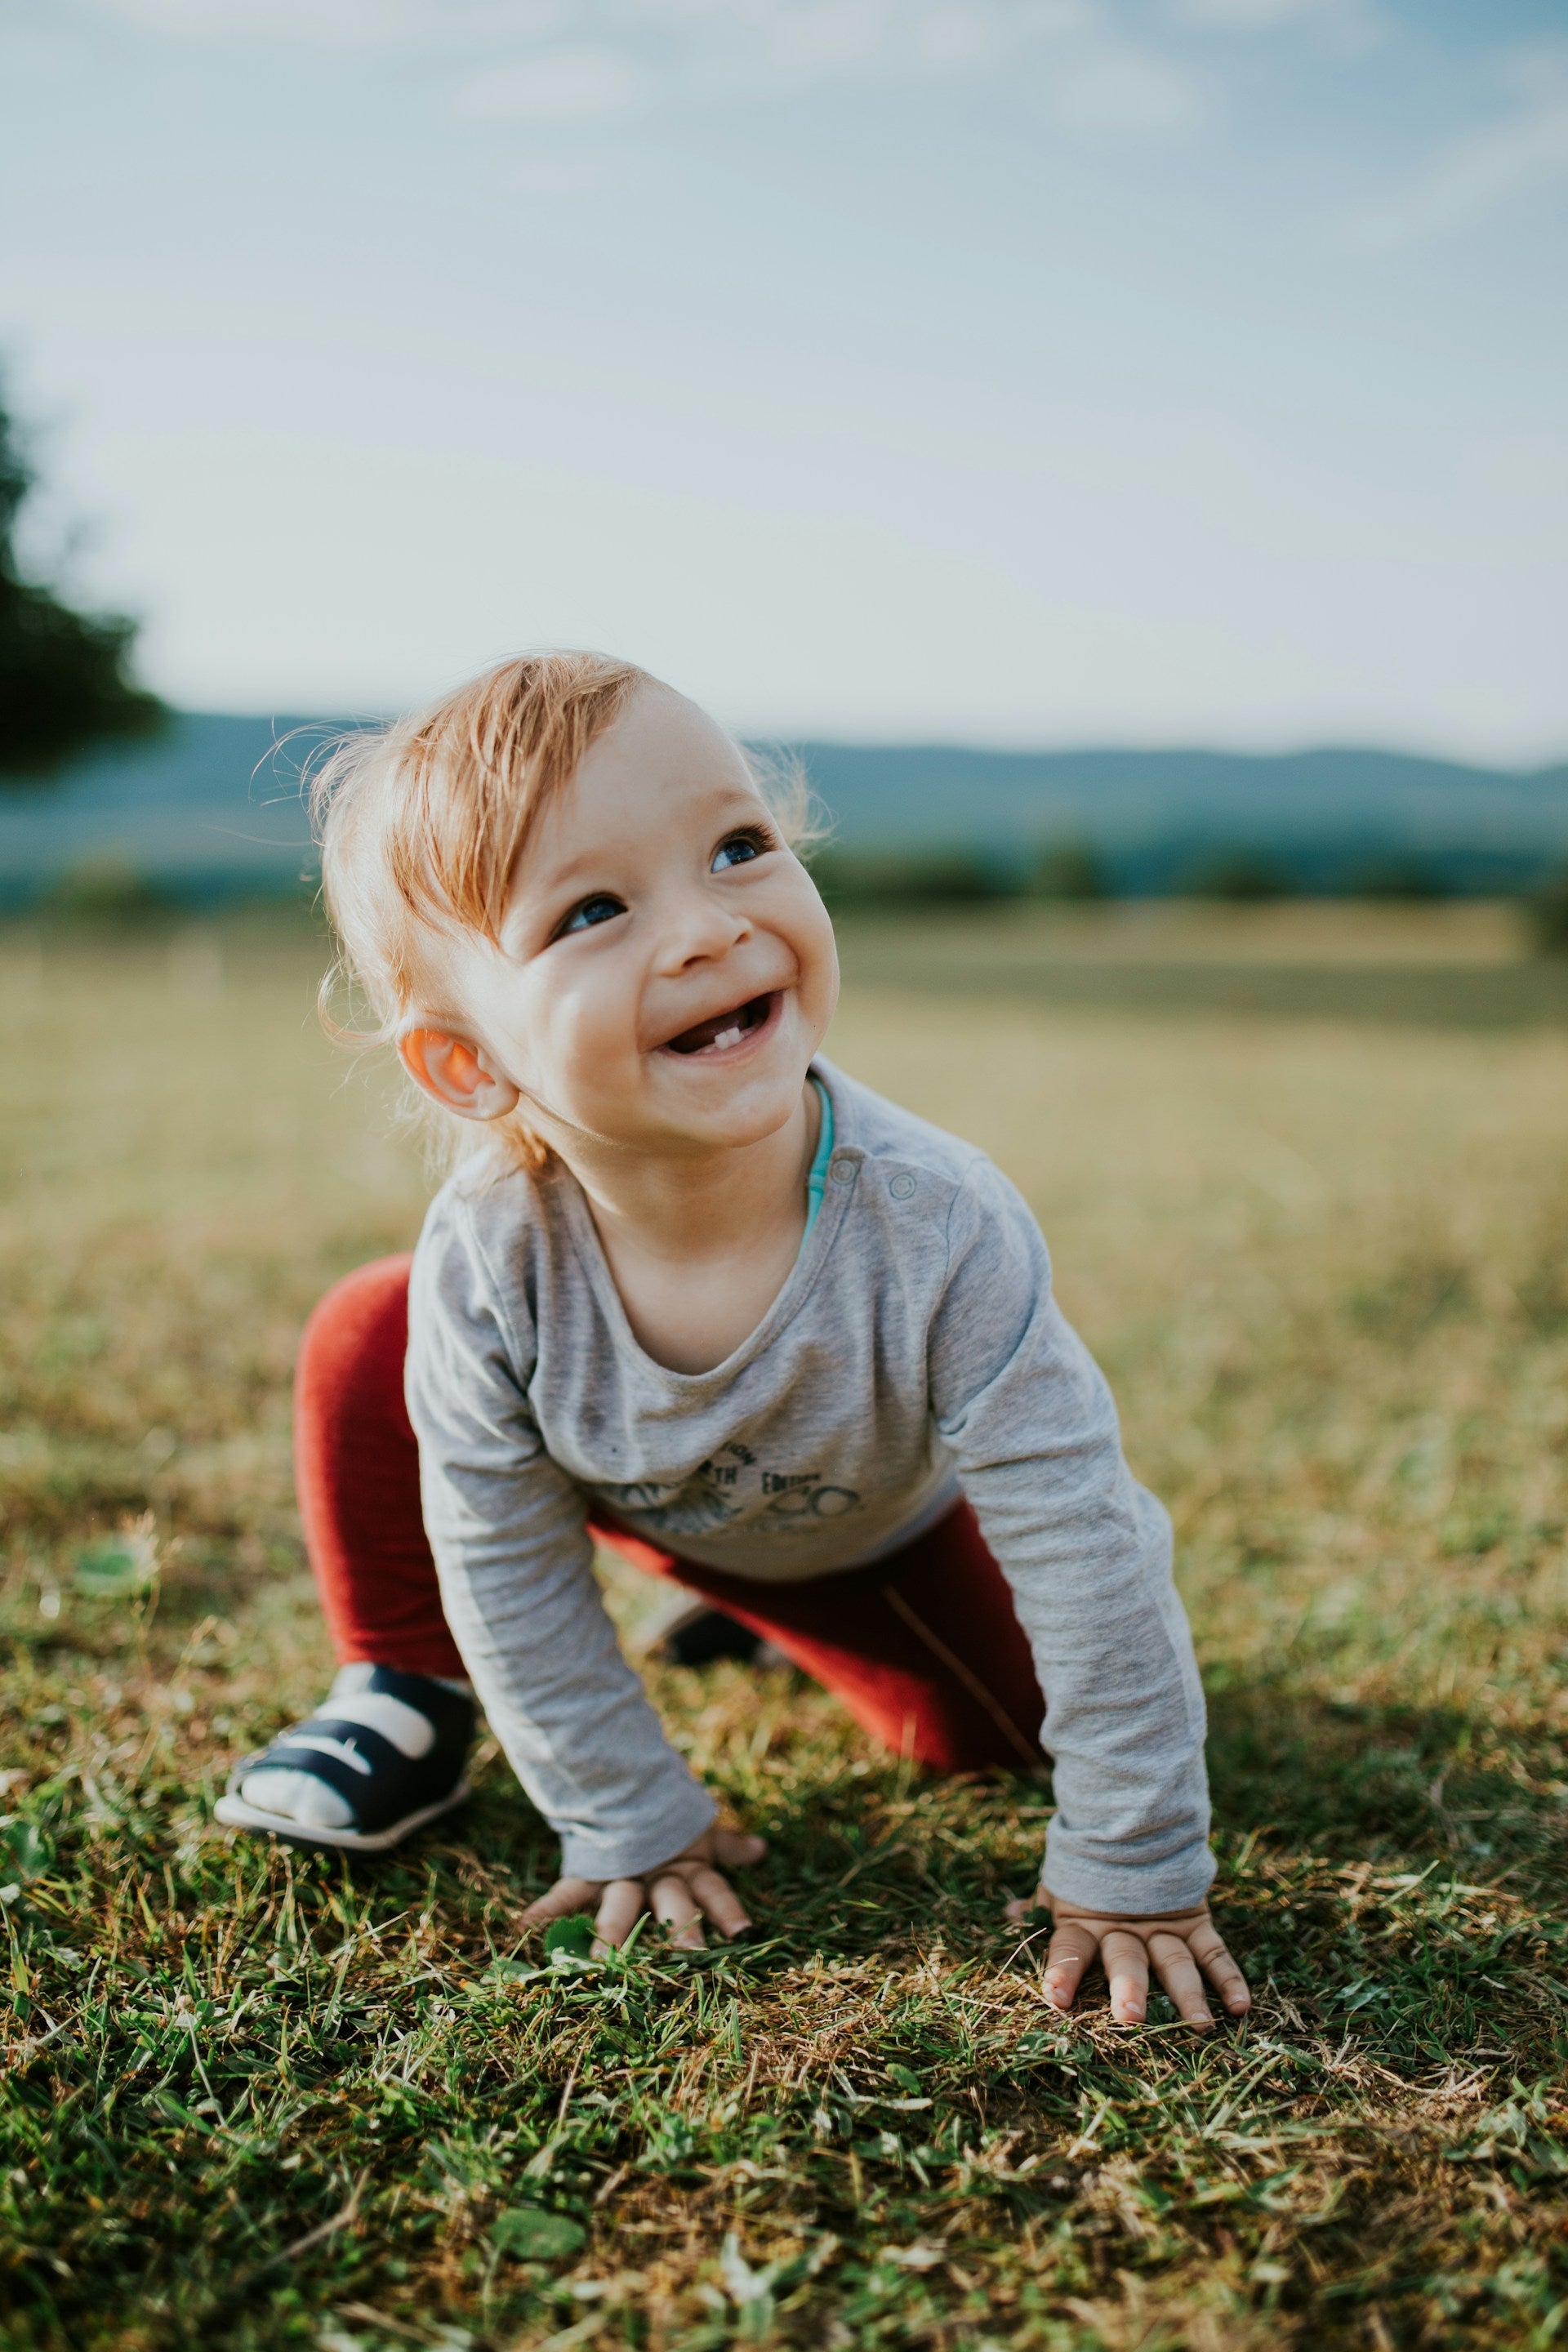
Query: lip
656 990 782 1059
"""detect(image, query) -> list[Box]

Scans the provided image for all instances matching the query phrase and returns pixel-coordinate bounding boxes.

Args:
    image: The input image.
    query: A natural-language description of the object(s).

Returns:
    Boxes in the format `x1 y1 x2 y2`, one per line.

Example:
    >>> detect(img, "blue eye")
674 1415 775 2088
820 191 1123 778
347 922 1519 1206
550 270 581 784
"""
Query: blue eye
555 893 626 938
712 829 768 871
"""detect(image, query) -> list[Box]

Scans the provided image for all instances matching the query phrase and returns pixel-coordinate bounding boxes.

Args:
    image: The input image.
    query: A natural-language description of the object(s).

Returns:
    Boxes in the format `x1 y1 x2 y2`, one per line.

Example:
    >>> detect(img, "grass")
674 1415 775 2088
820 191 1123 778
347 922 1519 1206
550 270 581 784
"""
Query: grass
832 899 1568 1028
2 911 1568 2350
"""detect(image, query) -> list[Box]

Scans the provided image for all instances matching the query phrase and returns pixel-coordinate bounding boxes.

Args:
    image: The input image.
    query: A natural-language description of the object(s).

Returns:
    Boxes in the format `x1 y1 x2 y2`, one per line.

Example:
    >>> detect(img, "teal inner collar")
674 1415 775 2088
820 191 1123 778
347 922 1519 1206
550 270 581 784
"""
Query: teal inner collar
803 1074 835 1243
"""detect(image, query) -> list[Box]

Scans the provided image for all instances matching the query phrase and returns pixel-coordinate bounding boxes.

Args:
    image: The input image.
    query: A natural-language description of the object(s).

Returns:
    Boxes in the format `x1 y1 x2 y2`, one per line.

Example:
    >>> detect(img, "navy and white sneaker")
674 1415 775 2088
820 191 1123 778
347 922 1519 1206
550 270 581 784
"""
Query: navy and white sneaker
216 1664 474 1853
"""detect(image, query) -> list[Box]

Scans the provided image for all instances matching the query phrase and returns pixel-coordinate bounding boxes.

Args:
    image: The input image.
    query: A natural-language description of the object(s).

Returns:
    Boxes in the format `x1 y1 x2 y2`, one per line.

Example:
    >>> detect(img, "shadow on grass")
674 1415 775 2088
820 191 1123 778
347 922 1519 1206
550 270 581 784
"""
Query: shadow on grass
1205 1664 1568 1900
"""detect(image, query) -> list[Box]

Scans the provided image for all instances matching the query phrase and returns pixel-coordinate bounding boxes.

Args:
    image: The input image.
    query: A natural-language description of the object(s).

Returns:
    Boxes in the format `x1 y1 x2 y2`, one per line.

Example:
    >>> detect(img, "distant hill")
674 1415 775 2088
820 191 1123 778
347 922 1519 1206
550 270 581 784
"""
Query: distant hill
796 742 1568 893
0 713 327 906
1 711 1565 906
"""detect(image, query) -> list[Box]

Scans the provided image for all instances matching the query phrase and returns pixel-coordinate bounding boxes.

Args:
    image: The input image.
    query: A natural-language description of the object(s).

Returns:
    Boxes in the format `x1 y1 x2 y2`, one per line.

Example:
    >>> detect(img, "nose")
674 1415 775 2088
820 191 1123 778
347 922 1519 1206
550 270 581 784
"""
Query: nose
653 880 751 973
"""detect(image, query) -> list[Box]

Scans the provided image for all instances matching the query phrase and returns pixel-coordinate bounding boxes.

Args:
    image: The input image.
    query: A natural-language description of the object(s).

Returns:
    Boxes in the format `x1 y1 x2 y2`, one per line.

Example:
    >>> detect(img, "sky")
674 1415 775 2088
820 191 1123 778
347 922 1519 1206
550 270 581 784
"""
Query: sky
2 0 1565 757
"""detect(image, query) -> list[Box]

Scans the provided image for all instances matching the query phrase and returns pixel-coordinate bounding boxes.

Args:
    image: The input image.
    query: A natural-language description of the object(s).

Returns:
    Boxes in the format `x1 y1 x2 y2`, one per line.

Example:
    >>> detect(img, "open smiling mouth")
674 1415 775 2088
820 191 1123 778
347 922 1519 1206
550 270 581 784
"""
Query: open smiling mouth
662 993 776 1056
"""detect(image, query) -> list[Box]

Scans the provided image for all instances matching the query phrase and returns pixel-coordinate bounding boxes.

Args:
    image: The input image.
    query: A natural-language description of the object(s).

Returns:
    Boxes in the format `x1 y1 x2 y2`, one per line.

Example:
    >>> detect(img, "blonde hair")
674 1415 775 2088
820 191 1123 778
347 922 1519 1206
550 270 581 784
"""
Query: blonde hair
310 649 808 1175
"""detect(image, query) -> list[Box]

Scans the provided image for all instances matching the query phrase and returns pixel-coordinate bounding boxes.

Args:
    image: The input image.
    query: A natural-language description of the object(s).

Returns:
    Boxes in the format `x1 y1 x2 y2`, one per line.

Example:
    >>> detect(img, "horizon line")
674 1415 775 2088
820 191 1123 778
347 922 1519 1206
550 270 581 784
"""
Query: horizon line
137 710 1568 781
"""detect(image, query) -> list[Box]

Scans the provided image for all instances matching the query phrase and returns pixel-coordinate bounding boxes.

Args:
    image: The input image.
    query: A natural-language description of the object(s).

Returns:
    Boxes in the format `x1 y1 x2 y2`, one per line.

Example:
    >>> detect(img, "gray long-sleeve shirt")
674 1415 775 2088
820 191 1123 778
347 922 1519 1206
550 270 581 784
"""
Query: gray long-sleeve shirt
405 1059 1215 1913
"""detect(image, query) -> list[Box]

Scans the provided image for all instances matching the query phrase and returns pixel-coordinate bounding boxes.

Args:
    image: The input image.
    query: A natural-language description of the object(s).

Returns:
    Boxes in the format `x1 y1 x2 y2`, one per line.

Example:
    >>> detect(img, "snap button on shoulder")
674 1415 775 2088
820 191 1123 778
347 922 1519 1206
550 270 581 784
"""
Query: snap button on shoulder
829 1157 856 1185
889 1172 916 1200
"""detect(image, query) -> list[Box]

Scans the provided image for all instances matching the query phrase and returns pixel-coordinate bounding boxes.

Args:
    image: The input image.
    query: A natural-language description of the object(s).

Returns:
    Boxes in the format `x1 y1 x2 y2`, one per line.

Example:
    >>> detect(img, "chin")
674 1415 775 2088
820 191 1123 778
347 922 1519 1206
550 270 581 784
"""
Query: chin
667 1071 809 1149
698 1095 804 1149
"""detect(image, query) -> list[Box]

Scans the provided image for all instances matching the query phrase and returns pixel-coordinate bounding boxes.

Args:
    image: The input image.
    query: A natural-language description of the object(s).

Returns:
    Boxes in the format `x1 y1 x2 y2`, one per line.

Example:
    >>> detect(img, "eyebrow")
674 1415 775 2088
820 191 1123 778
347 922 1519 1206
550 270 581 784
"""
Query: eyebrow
515 783 770 898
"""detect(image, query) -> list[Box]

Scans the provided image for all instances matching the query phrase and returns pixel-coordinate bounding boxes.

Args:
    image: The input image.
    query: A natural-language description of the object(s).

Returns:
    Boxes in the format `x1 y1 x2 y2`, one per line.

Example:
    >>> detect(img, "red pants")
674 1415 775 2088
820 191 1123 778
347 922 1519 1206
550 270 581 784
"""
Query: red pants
296 1256 1047 1775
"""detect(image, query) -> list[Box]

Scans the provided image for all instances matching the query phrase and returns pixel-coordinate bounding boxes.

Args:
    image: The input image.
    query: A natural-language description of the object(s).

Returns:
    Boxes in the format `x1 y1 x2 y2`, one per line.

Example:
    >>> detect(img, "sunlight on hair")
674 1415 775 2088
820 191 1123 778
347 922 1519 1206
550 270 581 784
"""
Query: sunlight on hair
308 650 814 1176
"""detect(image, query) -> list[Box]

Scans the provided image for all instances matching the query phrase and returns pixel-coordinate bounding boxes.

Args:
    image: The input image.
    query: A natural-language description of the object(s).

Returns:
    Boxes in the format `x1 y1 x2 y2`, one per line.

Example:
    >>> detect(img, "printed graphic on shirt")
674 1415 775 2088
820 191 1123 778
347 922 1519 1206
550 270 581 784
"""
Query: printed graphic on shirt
594 1441 862 1542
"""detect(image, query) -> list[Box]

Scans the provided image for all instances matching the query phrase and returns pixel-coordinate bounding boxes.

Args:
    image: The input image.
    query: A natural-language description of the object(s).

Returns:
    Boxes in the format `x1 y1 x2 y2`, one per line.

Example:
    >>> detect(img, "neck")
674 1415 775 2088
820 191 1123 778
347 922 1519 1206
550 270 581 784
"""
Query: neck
547 1080 822 1268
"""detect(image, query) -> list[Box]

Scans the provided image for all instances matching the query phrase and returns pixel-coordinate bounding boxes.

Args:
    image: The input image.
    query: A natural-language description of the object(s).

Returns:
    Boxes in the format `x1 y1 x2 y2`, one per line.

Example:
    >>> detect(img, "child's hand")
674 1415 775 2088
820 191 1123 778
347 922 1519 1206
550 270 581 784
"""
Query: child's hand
521 1824 766 1953
1004 1889 1250 2031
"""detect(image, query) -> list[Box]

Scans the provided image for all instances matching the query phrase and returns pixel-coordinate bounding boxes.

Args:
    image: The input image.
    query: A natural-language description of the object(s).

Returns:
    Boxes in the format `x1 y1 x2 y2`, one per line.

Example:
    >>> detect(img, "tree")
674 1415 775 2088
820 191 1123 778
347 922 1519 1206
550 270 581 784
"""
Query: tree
805 847 1015 909
1183 849 1291 902
1530 871 1568 956
0 381 165 783
1032 842 1107 900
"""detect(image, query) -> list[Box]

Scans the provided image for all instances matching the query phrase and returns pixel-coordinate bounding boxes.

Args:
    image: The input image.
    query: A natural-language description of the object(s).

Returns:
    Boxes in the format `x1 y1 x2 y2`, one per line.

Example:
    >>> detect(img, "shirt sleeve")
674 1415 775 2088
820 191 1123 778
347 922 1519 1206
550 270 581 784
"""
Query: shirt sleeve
930 1159 1215 1915
403 1191 716 1882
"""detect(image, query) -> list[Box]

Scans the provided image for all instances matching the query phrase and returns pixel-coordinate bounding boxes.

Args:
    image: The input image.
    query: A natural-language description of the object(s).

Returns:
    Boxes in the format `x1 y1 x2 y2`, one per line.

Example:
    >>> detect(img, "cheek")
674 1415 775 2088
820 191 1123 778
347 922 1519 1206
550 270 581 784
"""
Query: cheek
817 928 842 1020
788 888 840 1009
533 965 642 1085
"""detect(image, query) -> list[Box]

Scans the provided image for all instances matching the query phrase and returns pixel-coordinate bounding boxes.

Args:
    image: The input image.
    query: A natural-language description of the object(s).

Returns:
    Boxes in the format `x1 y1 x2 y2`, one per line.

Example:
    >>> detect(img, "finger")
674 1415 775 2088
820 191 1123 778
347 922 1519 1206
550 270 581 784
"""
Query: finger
649 1870 706 1950
519 1877 605 1931
1099 1930 1150 2025
592 1878 647 1954
711 1829 766 1869
1041 1921 1099 2012
678 1864 752 1940
1147 1931 1214 2029
1188 1926 1252 2016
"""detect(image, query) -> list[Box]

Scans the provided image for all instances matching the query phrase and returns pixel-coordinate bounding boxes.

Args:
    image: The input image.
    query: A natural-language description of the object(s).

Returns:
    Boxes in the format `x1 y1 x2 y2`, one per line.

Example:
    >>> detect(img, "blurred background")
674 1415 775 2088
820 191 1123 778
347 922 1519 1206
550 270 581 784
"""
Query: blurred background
2 0 1566 963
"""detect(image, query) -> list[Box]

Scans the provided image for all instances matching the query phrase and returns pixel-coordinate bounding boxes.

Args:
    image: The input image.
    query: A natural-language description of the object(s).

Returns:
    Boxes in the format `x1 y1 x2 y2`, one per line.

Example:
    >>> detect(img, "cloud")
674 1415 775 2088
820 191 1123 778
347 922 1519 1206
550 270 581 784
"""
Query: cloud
454 46 641 120
1166 0 1382 57
91 0 561 47
911 7 1004 69
750 0 902 78
448 1 1124 129
1355 47 1568 247
72 0 1268 145
900 1 1089 70
1172 0 1334 28
85 0 1108 91
1049 42 1205 135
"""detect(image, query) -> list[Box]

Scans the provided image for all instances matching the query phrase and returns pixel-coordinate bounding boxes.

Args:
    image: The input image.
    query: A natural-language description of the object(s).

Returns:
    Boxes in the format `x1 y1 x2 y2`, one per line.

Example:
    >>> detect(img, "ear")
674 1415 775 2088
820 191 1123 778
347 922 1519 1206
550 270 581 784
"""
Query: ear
399 1027 520 1122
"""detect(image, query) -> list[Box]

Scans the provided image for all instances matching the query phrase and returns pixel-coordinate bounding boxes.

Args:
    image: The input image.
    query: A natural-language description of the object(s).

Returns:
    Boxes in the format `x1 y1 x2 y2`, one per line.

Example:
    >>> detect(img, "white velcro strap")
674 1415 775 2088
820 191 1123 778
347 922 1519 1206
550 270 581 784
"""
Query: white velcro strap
320 1684 437 1760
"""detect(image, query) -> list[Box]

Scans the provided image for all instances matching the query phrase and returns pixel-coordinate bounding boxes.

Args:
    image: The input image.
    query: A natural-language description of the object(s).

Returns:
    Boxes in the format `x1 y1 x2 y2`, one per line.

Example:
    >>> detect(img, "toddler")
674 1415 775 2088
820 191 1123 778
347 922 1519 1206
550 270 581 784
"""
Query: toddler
216 653 1249 2031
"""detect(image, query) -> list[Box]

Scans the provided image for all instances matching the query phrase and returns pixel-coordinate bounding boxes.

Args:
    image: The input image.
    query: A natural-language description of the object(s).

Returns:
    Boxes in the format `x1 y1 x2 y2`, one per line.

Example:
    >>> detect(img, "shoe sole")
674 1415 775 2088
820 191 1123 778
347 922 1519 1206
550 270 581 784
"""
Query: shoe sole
213 1780 471 1854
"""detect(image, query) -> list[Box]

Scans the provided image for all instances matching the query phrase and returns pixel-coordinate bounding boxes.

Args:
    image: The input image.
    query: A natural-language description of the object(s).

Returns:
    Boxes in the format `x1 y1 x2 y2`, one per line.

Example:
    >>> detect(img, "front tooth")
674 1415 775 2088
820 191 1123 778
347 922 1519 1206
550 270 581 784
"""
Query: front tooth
712 1024 742 1049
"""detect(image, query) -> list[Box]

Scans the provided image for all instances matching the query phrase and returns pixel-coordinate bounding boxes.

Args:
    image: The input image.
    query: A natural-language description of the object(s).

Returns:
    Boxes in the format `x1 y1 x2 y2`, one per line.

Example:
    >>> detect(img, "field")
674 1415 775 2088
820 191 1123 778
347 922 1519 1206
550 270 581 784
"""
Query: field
2 907 1568 2350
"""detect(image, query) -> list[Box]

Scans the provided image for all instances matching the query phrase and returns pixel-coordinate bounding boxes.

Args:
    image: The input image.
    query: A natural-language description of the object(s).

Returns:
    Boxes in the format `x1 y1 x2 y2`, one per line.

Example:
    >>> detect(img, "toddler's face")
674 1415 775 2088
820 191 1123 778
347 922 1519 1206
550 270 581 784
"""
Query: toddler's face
434 684 839 1157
